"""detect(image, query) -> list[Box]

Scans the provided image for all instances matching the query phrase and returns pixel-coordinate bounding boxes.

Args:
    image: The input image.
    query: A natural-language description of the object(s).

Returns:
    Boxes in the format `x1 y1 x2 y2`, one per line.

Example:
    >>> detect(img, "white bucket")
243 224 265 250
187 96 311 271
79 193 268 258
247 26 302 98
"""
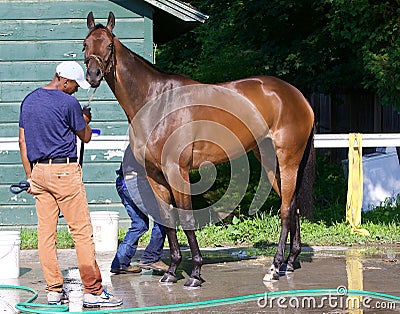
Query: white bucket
0 231 21 279
0 278 20 313
90 211 119 252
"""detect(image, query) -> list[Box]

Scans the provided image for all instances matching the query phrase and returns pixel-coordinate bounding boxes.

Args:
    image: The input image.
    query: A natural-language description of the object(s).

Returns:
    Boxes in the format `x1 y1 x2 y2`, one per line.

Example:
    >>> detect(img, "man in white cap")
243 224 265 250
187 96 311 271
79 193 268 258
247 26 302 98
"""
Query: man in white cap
19 61 123 308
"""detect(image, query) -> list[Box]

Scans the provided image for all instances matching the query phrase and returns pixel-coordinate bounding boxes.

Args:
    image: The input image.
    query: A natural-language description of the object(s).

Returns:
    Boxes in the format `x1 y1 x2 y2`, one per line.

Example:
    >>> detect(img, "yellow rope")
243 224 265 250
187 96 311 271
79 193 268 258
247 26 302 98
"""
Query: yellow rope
346 133 370 236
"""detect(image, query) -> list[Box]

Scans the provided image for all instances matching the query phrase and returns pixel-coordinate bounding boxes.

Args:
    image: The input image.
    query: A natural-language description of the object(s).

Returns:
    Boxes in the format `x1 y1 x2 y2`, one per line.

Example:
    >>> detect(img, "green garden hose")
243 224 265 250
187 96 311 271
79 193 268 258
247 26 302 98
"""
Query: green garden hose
1 284 399 313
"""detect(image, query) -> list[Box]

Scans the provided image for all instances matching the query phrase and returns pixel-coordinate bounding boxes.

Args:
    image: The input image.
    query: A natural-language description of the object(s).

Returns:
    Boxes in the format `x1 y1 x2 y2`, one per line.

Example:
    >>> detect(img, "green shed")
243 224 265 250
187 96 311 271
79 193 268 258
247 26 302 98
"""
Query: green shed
0 0 208 226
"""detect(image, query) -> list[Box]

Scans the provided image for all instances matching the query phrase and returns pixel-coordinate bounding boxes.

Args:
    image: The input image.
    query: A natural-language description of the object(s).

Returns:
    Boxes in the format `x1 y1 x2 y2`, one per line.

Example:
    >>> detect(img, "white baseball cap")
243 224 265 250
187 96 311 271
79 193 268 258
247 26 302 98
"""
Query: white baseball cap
56 61 91 89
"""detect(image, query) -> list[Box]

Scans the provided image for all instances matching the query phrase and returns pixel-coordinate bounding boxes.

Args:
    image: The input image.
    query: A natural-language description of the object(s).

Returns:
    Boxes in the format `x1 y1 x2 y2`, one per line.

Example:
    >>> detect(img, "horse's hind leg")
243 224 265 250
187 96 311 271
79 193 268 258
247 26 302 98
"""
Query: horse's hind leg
264 209 291 281
286 129 315 271
252 139 280 197
263 151 301 282
286 195 301 273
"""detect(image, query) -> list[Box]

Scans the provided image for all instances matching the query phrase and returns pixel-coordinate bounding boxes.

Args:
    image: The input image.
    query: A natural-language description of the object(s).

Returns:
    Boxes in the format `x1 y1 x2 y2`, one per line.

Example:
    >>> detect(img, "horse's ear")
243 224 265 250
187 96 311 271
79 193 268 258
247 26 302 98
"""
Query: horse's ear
106 12 115 33
87 11 95 30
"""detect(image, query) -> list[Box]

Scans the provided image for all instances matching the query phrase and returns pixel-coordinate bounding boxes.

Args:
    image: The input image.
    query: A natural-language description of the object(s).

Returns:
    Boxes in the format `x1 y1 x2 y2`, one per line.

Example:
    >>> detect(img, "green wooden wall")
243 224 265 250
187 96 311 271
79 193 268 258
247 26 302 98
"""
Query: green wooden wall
0 0 155 226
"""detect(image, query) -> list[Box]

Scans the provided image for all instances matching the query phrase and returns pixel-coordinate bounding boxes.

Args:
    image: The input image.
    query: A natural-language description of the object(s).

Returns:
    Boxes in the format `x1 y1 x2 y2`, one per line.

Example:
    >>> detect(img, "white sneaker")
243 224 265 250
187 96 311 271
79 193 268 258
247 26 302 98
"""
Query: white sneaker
47 289 69 305
83 289 123 308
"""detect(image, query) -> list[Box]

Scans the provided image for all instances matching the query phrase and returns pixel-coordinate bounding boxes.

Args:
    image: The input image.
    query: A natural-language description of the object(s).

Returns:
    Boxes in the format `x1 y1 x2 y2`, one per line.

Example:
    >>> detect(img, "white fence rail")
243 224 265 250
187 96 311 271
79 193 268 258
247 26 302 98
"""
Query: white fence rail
2 134 400 151
314 133 400 148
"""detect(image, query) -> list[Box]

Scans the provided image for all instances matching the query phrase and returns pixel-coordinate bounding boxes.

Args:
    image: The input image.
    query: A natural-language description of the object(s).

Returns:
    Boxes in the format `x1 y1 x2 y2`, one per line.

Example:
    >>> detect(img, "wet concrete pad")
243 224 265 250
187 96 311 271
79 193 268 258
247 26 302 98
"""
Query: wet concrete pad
0 246 399 312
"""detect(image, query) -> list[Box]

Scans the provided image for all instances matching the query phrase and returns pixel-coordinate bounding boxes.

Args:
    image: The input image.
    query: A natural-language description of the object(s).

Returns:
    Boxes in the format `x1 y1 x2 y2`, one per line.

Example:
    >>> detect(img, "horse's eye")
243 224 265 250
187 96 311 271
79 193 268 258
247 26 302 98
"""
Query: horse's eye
82 43 86 52
108 43 113 49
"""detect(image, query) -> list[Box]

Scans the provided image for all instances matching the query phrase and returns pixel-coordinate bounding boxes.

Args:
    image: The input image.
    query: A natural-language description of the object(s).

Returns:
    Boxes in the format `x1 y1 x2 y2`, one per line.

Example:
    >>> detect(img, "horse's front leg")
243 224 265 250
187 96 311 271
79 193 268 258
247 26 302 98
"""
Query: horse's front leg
160 226 181 284
146 176 182 284
175 200 204 287
181 218 204 288
169 163 204 288
176 174 204 288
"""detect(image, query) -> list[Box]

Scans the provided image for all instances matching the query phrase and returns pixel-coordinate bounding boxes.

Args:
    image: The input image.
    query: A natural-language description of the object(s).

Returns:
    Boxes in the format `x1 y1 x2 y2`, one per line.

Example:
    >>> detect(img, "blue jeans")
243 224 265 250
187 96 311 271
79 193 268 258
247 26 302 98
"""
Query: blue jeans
111 174 166 269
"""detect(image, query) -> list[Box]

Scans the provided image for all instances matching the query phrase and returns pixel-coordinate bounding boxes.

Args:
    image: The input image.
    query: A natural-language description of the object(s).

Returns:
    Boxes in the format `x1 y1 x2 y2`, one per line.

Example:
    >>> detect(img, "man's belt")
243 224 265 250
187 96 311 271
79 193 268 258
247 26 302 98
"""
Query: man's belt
33 157 78 164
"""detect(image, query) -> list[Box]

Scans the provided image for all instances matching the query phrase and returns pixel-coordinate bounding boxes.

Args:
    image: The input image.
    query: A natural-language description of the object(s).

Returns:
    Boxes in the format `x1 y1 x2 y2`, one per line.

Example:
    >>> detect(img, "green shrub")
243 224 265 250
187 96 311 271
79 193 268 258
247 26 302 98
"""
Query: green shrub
313 153 347 225
363 195 400 224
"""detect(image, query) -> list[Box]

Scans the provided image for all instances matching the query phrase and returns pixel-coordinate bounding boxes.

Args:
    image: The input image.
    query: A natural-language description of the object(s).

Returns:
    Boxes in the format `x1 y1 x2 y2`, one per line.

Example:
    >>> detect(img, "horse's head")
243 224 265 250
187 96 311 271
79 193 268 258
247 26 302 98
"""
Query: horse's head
83 11 115 87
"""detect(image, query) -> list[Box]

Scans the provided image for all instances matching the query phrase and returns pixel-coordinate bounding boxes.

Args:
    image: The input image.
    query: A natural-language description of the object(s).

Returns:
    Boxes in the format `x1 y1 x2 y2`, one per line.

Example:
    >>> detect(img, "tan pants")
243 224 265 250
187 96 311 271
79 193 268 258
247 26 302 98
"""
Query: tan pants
31 162 103 294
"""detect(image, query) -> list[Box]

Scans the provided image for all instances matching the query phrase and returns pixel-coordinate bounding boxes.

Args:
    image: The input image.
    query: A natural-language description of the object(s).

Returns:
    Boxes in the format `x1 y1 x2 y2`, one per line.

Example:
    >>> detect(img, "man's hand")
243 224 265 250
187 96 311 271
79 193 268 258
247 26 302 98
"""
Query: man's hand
83 106 92 124
26 177 32 194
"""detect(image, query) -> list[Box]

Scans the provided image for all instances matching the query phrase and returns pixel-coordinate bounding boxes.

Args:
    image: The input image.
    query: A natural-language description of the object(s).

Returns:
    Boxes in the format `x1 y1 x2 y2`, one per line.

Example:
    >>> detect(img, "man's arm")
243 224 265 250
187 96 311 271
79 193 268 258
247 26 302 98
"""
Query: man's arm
76 124 92 143
76 107 92 143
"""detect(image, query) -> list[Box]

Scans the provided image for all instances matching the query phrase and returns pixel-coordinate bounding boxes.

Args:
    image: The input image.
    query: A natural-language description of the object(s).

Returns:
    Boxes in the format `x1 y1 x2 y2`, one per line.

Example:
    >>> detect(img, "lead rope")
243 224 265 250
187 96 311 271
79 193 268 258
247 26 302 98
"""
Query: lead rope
85 87 98 108
79 87 98 166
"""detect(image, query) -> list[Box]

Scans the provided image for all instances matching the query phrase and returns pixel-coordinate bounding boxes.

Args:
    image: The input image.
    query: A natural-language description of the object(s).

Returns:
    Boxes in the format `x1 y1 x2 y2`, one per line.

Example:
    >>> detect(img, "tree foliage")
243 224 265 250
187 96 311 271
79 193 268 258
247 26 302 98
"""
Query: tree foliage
157 0 400 108
327 0 400 106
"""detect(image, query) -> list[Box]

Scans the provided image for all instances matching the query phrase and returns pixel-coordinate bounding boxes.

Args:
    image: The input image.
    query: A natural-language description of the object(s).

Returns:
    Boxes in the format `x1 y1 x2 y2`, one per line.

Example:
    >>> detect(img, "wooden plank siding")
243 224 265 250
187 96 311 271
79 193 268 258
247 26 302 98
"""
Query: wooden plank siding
0 0 155 226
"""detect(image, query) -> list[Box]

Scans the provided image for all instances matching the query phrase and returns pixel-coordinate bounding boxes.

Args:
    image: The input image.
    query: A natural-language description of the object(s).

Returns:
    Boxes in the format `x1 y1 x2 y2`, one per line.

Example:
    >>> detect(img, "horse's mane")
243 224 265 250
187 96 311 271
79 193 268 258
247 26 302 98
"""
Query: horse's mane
88 23 190 79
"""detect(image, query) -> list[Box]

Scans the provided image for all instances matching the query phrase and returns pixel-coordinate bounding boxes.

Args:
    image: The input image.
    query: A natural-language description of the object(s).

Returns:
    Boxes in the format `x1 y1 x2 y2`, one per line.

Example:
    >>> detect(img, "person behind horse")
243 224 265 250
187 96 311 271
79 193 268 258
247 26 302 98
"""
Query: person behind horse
111 144 168 274
19 61 123 308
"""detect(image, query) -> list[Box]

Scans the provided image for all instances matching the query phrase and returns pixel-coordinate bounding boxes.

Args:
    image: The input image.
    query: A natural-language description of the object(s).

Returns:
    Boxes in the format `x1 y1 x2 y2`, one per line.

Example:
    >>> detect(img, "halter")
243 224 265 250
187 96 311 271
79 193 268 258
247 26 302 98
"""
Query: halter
85 52 113 78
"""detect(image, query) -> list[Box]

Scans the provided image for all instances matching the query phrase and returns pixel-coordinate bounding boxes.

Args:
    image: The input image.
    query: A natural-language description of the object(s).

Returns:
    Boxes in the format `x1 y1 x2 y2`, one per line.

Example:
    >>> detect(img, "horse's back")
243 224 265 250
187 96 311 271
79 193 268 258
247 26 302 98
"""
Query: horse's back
217 76 313 151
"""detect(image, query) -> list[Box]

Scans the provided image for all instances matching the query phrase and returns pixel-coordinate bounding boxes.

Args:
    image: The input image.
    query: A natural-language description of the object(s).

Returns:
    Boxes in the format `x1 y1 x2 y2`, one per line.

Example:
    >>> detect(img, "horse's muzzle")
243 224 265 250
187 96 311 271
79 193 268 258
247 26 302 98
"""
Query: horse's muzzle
86 71 102 88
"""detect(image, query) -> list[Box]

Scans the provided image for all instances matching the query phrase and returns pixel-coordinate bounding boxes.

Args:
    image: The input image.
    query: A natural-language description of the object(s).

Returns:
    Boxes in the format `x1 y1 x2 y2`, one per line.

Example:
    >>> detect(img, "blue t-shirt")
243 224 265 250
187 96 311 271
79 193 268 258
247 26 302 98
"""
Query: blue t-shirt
19 88 86 162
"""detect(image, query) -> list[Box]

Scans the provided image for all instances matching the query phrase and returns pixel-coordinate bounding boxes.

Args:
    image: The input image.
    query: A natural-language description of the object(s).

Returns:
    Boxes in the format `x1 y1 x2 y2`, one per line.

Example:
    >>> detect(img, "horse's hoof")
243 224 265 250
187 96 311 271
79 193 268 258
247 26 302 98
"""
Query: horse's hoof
286 264 294 273
159 272 178 284
279 263 293 275
184 276 205 288
264 264 280 282
263 272 278 282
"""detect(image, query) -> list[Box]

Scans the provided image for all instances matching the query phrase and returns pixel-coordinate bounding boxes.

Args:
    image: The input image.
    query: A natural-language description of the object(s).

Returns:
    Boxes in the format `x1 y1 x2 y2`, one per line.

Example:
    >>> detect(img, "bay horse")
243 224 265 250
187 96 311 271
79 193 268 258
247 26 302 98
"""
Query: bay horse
84 11 315 287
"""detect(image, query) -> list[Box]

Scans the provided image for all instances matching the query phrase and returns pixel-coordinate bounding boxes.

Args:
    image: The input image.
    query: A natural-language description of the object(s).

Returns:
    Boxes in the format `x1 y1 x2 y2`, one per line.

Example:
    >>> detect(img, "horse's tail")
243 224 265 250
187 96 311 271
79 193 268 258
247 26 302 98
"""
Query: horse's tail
295 124 316 220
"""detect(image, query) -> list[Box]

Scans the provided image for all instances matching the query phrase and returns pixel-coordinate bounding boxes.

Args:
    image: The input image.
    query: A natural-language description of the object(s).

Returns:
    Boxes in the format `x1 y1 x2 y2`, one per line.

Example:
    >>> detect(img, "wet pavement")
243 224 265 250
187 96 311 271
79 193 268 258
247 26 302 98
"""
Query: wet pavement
1 245 400 313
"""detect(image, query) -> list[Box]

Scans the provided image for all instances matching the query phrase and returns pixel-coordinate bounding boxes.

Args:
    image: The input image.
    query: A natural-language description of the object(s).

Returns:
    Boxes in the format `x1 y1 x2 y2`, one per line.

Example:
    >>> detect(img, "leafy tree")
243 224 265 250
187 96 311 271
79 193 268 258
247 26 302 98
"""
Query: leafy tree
157 0 400 108
158 0 330 88
324 0 400 105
